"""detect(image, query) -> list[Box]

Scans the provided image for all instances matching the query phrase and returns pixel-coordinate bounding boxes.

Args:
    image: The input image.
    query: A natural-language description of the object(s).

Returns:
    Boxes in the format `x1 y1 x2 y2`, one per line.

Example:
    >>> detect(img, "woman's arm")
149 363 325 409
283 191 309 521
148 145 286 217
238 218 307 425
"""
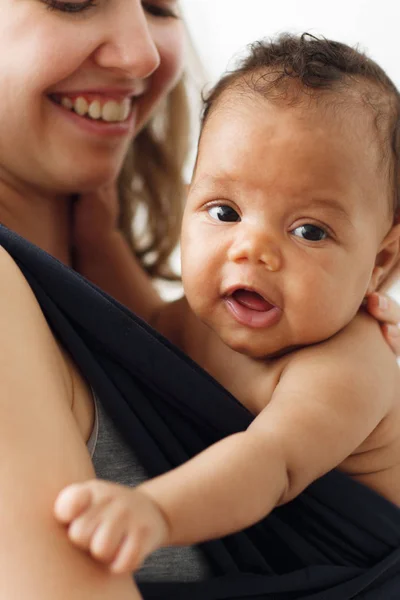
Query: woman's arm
0 247 142 600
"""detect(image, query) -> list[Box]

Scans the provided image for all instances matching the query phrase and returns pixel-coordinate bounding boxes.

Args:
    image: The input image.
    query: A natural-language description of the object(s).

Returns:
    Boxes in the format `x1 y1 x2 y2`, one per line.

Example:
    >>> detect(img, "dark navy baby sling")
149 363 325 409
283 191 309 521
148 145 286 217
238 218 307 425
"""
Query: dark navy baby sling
2 223 400 600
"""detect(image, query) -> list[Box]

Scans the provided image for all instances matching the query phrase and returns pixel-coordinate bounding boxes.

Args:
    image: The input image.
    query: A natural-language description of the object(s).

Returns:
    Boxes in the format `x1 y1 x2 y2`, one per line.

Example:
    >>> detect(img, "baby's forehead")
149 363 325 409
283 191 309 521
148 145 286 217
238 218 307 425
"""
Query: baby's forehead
212 79 379 126
199 86 394 224
202 84 379 160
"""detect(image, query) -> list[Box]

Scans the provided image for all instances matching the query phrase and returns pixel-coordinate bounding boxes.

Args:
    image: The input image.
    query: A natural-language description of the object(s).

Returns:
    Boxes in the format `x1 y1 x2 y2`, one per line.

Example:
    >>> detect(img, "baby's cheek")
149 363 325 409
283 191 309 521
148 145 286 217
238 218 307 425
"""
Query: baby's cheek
184 270 206 304
183 269 213 323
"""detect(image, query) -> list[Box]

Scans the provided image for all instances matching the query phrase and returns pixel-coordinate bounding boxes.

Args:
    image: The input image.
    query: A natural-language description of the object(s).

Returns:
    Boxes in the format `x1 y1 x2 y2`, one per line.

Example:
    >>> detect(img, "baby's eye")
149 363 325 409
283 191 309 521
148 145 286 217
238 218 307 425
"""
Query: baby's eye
291 224 327 241
207 205 240 222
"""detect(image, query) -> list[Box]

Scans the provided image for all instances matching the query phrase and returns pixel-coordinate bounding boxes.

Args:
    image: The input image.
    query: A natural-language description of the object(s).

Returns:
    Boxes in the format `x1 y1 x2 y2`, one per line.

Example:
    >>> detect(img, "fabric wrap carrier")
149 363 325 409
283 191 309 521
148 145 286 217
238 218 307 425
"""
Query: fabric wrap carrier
2 223 400 600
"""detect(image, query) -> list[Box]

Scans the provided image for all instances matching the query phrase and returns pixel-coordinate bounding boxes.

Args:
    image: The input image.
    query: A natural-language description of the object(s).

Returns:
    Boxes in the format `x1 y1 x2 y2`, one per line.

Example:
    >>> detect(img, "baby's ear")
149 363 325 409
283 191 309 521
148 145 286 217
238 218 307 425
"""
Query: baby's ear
367 223 400 294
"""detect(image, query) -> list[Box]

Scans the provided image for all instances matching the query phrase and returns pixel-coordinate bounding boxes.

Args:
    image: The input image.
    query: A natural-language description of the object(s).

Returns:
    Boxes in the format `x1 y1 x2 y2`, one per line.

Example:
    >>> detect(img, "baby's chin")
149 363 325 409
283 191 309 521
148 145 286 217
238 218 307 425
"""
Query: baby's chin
213 328 301 361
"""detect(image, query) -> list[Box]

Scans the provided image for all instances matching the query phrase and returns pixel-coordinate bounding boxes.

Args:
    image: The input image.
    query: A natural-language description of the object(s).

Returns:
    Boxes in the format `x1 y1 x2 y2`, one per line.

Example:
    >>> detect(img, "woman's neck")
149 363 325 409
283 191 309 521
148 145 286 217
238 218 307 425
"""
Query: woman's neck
0 176 73 265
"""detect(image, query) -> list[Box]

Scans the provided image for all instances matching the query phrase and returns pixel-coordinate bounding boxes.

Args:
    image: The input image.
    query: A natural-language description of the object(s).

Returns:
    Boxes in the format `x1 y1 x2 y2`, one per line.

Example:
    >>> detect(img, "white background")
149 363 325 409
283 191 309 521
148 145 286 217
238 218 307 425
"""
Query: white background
180 0 400 87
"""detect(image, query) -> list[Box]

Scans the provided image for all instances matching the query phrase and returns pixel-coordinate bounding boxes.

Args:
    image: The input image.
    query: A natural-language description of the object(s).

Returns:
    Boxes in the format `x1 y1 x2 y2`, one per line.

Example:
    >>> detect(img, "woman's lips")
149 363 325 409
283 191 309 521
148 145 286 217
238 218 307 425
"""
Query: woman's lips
48 96 137 137
224 289 282 329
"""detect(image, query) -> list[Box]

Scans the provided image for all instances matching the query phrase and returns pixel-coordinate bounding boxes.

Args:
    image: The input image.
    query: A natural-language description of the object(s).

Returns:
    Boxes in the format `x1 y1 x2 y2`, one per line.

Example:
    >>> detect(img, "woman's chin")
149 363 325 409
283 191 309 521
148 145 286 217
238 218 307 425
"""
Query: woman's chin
54 164 123 194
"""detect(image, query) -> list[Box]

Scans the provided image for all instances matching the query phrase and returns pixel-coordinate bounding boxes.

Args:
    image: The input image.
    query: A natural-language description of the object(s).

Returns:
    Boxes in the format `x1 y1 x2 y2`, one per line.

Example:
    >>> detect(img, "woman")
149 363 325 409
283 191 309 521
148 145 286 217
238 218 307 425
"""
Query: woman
0 1 400 599
0 1 189 598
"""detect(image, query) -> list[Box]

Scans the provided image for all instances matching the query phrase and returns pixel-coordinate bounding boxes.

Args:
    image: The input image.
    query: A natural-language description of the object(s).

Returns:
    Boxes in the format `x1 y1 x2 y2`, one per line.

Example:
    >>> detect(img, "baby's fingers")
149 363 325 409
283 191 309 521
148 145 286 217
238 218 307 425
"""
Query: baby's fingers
111 535 140 574
55 483 93 523
90 503 131 565
68 501 110 551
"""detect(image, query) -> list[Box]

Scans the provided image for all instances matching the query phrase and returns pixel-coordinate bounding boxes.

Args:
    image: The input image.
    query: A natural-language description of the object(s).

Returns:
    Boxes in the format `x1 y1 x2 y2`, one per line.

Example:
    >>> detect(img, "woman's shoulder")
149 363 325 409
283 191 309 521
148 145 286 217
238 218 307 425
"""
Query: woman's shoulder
0 245 139 598
0 244 73 402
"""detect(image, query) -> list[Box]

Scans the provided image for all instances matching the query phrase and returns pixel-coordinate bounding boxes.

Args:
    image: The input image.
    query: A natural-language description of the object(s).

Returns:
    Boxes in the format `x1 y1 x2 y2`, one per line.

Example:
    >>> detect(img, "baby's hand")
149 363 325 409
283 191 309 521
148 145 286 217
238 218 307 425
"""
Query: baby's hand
54 480 169 574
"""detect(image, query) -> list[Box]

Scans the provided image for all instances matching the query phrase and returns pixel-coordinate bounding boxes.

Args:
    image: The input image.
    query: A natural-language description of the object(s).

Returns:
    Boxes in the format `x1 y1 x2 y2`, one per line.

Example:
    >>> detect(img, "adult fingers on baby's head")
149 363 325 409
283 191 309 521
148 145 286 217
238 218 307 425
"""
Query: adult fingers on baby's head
382 323 400 357
54 483 93 523
366 293 400 357
377 257 400 292
366 293 400 325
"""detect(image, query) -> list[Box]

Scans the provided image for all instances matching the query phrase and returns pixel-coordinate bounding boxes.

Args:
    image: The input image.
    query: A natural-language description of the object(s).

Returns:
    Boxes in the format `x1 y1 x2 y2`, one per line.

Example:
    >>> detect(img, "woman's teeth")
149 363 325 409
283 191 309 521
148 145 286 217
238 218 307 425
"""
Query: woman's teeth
60 96 131 123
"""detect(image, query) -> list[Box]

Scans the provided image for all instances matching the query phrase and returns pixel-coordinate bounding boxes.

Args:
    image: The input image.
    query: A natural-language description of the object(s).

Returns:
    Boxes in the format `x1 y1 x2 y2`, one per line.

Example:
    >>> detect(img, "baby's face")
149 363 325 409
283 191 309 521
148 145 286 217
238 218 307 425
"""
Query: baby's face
181 92 393 358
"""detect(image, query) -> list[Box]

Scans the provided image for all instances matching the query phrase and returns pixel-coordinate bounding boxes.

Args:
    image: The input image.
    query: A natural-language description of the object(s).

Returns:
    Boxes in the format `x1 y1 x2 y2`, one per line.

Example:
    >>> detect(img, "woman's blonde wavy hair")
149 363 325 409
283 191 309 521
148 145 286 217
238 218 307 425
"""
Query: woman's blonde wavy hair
116 8 206 281
117 75 190 280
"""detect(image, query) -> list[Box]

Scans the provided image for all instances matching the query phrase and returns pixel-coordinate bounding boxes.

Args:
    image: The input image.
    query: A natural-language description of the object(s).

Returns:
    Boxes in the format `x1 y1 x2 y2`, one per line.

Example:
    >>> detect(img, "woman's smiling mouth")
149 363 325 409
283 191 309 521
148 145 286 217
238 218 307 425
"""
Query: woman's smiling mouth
47 90 140 138
50 93 132 123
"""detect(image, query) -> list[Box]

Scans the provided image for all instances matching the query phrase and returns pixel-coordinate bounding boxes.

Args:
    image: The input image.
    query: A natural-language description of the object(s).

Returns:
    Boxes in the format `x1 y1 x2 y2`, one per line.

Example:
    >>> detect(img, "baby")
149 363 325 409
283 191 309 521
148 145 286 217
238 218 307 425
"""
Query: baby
54 34 400 574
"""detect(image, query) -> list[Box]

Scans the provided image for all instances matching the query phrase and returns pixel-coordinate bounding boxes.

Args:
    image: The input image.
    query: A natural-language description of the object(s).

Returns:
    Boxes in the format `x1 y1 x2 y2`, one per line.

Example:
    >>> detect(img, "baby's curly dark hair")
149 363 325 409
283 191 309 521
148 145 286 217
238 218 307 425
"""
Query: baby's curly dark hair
202 33 400 219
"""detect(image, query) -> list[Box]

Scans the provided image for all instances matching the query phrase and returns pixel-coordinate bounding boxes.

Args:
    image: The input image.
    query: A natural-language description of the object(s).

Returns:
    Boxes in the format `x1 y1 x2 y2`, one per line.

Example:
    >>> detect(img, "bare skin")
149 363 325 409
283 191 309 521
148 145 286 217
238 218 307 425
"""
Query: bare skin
55 93 400 575
55 309 400 573
0 247 142 599
367 285 400 349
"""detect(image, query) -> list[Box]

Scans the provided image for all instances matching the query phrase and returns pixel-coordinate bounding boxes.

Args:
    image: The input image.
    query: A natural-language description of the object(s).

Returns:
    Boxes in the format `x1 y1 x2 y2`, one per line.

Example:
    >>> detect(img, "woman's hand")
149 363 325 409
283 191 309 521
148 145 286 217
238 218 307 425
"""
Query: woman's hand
72 185 119 251
71 187 163 320
366 256 400 355
366 292 400 356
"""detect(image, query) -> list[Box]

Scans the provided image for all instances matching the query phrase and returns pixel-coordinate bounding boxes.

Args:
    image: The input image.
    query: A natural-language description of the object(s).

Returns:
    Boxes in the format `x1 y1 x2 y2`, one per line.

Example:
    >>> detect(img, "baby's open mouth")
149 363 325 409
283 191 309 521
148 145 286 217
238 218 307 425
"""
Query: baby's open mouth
225 288 281 329
231 289 275 312
50 94 132 124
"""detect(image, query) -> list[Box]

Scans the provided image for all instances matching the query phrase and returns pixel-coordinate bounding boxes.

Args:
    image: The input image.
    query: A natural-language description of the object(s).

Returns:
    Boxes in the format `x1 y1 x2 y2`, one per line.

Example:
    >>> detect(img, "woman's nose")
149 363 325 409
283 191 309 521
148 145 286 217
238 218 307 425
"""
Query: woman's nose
93 2 160 78
227 228 282 272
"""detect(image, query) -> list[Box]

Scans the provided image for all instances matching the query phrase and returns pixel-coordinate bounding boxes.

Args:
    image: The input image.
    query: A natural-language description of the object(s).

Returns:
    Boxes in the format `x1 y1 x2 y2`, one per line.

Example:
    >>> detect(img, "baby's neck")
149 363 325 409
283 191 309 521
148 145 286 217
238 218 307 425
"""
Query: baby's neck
154 296 259 371
155 296 290 416
155 296 301 365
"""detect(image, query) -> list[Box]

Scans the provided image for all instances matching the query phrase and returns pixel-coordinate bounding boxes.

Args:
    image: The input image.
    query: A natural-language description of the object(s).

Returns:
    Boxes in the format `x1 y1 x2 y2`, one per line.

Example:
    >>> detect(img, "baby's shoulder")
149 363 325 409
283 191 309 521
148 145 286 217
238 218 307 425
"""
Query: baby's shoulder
283 310 400 413
290 311 394 368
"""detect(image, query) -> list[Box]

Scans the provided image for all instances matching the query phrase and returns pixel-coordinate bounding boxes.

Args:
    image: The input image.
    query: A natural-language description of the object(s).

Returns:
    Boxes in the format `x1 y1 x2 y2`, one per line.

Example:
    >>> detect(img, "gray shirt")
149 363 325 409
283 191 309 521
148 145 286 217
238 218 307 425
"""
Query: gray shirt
87 393 212 582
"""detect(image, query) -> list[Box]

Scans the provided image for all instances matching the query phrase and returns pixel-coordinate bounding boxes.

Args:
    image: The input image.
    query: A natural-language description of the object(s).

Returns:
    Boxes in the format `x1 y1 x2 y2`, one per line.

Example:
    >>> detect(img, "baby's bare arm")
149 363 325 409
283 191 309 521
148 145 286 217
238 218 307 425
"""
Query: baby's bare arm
138 313 395 546
56 313 396 568
55 480 170 574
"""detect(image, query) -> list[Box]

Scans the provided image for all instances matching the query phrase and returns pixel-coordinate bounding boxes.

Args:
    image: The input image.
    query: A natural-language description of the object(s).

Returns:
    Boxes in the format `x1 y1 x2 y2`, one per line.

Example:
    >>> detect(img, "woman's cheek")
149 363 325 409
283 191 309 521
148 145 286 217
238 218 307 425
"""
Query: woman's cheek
135 22 184 132
153 21 185 90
